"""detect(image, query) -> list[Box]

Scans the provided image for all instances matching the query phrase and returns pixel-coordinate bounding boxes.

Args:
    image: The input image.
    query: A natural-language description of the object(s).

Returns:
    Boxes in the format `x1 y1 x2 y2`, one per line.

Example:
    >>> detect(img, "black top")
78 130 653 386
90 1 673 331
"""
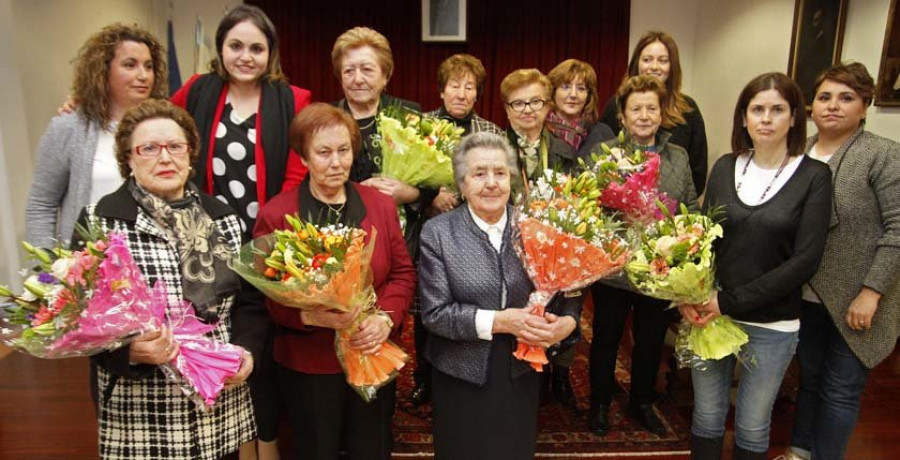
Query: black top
212 103 259 235
599 94 708 195
703 153 832 323
297 178 365 228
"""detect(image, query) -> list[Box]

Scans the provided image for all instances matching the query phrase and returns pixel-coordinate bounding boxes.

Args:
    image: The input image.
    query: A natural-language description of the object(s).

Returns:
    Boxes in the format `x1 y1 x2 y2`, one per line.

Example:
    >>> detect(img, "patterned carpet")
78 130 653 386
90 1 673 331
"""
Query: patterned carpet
391 301 691 458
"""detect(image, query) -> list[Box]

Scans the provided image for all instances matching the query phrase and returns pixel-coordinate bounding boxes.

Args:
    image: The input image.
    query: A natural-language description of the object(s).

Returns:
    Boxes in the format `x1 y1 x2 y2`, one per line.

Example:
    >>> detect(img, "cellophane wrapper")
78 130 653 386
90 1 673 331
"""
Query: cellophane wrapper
623 207 748 368
598 152 677 224
151 298 243 409
0 233 165 358
232 227 408 402
375 111 459 189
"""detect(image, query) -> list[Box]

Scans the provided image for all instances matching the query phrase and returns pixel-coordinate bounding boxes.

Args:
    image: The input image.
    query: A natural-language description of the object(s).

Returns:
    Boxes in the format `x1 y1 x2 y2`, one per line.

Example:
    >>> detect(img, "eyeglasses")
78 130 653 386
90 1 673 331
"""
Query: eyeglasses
133 142 191 157
506 99 546 113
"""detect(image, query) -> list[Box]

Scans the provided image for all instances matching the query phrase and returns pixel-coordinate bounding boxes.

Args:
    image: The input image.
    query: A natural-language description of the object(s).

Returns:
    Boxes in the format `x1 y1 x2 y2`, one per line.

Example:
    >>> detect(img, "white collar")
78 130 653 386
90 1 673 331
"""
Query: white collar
467 204 508 233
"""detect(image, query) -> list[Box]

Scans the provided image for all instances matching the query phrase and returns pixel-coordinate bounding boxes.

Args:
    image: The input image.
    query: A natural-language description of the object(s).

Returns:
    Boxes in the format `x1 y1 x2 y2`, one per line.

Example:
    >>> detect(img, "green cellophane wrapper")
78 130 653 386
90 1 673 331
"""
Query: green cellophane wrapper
376 114 455 189
624 207 748 368
231 228 408 401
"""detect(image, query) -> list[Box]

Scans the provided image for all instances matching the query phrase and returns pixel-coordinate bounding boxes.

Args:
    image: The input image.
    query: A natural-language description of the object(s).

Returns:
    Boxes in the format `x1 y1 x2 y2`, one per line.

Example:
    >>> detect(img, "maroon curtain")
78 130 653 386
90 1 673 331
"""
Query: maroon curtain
249 0 630 127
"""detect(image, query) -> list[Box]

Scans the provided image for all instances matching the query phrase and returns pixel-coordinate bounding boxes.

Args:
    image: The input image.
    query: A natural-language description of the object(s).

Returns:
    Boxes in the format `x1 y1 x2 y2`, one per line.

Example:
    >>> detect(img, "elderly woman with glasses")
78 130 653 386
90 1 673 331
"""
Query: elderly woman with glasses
71 99 262 459
420 132 583 459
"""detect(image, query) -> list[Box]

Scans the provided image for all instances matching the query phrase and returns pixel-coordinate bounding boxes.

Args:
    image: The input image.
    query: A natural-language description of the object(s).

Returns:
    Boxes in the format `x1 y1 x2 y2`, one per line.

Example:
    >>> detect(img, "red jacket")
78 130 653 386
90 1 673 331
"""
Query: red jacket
171 74 312 206
253 182 416 373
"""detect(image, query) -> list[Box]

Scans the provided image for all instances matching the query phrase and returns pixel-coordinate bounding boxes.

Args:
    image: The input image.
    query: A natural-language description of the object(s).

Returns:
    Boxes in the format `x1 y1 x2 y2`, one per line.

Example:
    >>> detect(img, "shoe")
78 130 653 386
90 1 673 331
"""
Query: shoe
588 404 610 435
410 382 431 406
627 403 666 435
551 366 577 409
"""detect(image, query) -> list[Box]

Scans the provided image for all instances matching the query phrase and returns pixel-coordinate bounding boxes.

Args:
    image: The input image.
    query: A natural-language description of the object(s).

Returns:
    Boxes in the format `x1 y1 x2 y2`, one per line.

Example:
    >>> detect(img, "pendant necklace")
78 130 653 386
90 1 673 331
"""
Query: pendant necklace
735 150 791 203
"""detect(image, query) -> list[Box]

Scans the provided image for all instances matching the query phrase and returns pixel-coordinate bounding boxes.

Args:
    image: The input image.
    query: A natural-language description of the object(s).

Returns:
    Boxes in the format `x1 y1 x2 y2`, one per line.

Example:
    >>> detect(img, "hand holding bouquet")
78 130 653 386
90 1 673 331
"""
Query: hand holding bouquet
0 232 163 358
586 131 676 223
232 215 407 401
514 169 630 371
624 204 748 366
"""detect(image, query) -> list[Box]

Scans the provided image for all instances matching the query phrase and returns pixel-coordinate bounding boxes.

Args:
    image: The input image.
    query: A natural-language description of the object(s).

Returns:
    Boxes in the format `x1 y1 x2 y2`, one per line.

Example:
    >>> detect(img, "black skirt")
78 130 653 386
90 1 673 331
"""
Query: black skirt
431 335 540 460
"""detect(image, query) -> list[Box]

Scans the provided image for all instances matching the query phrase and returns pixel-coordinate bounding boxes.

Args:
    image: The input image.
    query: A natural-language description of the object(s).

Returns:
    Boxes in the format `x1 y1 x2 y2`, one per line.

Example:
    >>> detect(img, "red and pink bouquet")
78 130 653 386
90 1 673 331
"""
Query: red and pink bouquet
513 169 631 371
0 233 163 358
587 131 676 224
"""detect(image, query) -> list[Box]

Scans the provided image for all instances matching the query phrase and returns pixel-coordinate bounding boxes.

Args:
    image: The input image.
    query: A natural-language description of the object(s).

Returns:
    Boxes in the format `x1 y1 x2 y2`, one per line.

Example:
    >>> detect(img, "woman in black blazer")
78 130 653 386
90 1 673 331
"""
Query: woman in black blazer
418 132 583 459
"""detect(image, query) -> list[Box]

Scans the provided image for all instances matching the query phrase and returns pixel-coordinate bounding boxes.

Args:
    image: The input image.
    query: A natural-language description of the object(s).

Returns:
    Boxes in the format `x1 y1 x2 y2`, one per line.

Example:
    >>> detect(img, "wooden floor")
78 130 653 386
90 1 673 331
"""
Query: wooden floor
2 344 899 459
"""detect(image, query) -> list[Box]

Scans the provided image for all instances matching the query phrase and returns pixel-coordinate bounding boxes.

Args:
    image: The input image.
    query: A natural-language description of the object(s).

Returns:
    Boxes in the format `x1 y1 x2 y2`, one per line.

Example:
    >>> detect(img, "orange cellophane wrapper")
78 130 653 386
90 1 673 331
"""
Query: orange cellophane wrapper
233 227 408 401
513 217 628 371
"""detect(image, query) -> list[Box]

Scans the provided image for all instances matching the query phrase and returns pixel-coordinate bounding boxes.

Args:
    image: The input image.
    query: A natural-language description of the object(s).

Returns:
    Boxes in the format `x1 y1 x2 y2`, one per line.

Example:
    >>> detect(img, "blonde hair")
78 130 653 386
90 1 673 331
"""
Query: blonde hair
500 68 552 102
331 27 394 80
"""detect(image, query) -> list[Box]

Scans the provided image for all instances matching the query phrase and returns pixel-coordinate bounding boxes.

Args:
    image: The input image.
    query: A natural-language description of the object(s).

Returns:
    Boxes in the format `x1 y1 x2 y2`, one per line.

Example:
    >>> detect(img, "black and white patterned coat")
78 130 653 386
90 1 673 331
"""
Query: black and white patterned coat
73 185 260 459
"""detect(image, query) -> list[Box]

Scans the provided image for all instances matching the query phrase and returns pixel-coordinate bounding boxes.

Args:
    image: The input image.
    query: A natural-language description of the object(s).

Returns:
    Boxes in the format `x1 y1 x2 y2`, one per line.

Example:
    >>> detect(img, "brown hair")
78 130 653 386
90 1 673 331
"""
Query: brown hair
115 100 200 178
331 27 394 80
500 68 552 103
616 75 667 126
548 59 600 122
813 62 876 108
731 72 807 157
209 4 286 83
626 31 692 128
289 103 362 159
72 23 167 127
437 54 487 97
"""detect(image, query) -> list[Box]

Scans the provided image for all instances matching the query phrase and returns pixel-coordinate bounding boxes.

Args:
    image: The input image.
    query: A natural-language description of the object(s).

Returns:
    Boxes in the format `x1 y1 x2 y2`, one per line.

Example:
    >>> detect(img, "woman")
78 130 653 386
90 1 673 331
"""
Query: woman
787 63 900 460
419 132 583 459
26 23 167 248
169 7 312 455
547 59 614 155
597 31 708 194
681 73 831 459
254 103 416 459
502 69 582 187
72 99 261 459
588 75 698 436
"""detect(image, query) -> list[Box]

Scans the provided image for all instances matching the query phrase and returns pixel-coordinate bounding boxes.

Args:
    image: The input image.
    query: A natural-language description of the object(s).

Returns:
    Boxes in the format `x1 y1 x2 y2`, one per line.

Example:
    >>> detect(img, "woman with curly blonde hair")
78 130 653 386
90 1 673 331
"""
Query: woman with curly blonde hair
26 23 167 248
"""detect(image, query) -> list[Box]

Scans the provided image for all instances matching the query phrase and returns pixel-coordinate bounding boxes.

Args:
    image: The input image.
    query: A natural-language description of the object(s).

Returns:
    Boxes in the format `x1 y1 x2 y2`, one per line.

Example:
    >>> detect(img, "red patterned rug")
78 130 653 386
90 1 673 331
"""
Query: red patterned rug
391 301 691 458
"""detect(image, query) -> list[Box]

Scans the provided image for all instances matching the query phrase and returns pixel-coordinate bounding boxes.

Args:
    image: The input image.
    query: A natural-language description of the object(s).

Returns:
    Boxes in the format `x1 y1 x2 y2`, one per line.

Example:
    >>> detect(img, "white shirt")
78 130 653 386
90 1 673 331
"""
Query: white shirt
734 152 804 206
89 127 124 203
468 205 508 341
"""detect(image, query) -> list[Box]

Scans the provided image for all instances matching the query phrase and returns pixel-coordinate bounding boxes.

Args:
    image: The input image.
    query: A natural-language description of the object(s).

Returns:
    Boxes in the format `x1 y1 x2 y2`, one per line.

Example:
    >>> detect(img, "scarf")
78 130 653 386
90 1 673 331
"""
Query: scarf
128 178 241 322
509 129 549 181
545 111 588 150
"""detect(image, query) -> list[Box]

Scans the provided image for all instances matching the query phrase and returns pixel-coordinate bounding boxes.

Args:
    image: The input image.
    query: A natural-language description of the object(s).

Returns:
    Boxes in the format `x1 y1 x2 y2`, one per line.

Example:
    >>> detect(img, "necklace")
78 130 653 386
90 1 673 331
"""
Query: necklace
735 149 791 203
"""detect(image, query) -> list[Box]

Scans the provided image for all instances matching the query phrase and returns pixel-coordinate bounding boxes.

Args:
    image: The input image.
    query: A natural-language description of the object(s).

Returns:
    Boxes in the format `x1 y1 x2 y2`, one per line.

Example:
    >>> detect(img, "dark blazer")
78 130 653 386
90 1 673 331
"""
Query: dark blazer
576 121 616 159
254 180 417 374
418 204 582 386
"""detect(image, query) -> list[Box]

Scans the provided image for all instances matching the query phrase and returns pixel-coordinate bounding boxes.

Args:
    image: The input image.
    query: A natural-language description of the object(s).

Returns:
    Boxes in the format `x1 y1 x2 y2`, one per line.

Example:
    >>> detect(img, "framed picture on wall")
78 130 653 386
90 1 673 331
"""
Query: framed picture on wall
422 0 466 42
787 0 849 107
876 0 900 106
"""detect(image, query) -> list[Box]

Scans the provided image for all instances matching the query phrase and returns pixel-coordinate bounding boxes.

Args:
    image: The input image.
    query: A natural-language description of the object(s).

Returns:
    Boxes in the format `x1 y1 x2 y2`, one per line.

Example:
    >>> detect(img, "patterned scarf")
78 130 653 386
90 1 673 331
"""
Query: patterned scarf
512 129 550 181
545 111 587 150
128 178 240 322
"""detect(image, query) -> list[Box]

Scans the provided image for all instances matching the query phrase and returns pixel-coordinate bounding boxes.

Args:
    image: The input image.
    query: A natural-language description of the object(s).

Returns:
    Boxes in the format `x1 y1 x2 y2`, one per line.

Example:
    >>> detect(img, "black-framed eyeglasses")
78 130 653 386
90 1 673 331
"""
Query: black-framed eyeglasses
507 99 546 113
133 142 191 157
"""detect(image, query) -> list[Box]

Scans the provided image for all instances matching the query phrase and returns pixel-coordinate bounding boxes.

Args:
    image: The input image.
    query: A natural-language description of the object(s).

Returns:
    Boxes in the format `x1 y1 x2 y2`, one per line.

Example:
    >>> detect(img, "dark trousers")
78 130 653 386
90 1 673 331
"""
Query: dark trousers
791 301 870 460
248 325 280 441
589 283 670 407
431 336 540 460
412 297 431 387
277 364 396 460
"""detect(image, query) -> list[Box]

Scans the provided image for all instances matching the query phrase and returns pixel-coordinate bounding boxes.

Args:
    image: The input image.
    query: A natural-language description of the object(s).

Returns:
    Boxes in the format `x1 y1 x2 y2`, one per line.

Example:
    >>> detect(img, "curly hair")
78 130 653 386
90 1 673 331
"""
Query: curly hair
626 31 693 128
331 27 394 80
437 54 487 97
615 75 667 125
548 59 600 122
500 68 552 102
72 23 167 127
115 100 200 179
814 62 875 107
209 4 286 84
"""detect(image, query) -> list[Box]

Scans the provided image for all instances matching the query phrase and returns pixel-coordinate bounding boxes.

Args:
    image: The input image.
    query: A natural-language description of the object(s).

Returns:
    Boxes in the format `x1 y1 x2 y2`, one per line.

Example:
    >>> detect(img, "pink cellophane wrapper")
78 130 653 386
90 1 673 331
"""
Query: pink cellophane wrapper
156 299 243 408
513 217 628 371
600 153 677 224
41 233 164 357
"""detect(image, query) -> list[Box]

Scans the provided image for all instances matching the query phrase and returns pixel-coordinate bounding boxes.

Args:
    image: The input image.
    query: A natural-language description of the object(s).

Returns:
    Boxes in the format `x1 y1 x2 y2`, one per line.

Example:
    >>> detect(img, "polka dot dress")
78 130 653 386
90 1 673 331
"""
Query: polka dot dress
212 103 259 235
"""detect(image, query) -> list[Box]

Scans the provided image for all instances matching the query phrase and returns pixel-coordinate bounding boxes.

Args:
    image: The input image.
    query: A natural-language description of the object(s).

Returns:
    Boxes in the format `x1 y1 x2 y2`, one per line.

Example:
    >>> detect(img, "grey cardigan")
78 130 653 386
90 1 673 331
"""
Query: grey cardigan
25 111 101 247
418 204 582 386
808 129 900 368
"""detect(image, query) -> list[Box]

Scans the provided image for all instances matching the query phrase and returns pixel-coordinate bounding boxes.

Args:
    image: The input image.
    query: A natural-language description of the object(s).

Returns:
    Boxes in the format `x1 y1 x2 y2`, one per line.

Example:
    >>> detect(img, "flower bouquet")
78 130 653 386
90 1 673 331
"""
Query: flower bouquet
375 105 463 190
513 169 631 371
0 232 164 358
153 298 244 408
232 215 407 401
586 131 676 223
624 204 748 366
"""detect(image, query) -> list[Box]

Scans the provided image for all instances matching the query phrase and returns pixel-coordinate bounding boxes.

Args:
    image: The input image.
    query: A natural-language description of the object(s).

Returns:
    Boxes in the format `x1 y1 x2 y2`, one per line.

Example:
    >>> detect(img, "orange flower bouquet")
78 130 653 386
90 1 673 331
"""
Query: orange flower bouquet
232 215 407 401
514 169 631 371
